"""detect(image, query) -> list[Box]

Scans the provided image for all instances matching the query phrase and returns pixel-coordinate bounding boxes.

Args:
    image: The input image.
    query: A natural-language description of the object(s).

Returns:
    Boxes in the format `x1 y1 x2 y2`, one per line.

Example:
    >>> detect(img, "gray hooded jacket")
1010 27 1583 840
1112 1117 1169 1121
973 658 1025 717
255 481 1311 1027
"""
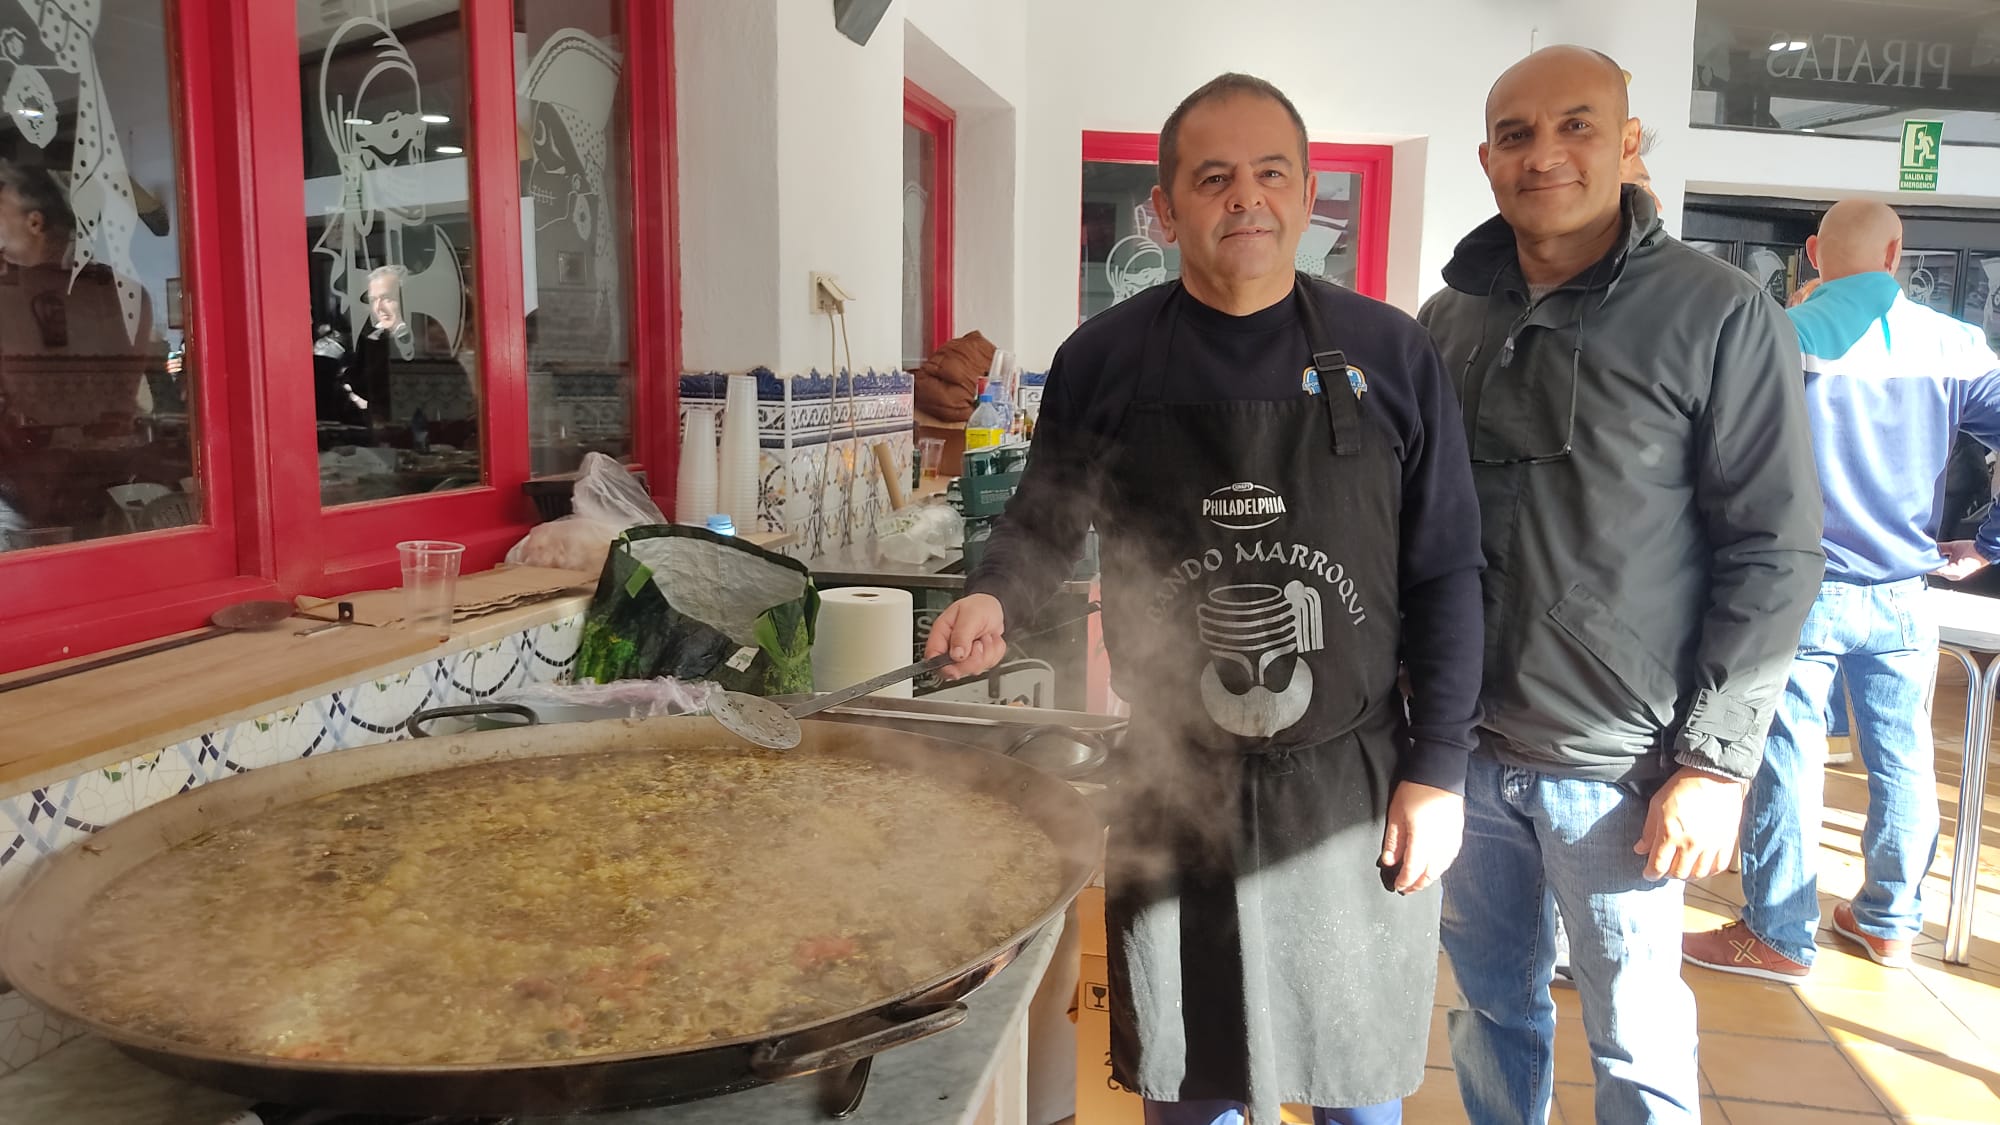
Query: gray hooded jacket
1418 188 1824 784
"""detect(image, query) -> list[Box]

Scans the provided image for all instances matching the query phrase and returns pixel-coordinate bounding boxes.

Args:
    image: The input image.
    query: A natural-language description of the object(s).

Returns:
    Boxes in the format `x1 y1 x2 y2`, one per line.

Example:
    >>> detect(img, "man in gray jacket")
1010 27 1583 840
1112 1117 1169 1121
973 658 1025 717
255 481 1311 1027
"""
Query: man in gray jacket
1418 46 1823 1125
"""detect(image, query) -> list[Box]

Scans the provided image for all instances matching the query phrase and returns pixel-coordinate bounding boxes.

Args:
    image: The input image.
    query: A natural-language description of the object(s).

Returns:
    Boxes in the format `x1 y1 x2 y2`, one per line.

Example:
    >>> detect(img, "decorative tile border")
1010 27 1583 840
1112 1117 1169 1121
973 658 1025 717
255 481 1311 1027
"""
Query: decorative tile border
0 615 583 1079
679 368 916 450
678 367 915 403
1018 370 1048 422
765 432 914 557
679 368 917 545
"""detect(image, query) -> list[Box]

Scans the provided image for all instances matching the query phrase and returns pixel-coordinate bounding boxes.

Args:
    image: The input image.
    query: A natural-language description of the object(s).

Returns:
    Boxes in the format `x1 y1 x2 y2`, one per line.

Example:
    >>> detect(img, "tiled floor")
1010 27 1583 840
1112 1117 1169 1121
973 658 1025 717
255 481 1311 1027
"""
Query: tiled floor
1415 657 2000 1124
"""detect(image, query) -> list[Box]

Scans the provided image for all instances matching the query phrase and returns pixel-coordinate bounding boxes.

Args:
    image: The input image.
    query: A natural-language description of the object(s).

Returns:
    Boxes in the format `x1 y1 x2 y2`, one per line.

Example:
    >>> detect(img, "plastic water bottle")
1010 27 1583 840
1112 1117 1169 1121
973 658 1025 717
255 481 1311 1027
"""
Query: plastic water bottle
988 377 1015 436
705 514 736 536
966 392 1005 452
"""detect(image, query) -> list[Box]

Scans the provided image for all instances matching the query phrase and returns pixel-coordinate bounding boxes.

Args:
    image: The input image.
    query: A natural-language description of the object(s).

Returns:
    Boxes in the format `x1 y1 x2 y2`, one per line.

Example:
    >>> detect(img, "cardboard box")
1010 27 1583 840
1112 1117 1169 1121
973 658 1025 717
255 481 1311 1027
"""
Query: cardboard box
1075 886 1144 1125
1074 885 1312 1125
916 411 969 478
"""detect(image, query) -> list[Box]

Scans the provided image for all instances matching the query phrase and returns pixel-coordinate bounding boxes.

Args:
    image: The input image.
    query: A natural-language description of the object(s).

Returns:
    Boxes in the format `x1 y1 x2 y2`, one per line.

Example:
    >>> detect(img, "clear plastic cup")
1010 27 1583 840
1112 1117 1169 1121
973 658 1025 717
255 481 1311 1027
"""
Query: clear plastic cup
919 437 946 482
397 540 465 640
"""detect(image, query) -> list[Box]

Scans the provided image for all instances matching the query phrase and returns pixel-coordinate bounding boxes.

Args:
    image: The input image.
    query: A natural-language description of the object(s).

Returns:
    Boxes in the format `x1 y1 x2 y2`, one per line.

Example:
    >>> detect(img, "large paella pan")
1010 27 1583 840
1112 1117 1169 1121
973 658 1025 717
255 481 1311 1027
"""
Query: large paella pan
0 716 1100 1115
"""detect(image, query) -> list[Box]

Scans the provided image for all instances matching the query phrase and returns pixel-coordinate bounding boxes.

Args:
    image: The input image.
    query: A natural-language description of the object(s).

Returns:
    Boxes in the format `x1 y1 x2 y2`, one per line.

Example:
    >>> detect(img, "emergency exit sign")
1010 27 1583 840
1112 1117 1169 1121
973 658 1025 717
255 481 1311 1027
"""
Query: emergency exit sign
1901 120 1942 191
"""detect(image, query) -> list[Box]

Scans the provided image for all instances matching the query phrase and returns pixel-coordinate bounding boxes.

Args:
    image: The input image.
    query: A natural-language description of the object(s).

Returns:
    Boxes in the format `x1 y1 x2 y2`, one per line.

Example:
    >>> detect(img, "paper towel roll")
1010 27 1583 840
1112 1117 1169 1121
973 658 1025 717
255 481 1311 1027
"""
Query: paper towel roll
813 587 915 698
676 408 718 525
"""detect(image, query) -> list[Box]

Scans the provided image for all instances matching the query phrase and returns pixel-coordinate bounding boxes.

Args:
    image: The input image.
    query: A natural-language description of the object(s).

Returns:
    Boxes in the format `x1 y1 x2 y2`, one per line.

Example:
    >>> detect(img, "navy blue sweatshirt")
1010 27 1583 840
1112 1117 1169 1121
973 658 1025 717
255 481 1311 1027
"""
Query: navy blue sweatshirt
967 281 1485 793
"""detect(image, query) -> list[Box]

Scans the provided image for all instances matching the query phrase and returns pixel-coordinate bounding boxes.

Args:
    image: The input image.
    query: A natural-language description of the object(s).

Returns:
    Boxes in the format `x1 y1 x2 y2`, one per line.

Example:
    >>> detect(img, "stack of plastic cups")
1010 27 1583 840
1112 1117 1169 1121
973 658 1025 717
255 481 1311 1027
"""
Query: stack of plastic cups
716 374 761 533
676 408 719 525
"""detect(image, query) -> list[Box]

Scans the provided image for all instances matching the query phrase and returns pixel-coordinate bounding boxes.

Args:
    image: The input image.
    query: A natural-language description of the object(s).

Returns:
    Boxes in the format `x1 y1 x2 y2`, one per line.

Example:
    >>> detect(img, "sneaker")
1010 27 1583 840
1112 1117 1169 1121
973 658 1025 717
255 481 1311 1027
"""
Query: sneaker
1682 921 1810 983
1830 902 1913 968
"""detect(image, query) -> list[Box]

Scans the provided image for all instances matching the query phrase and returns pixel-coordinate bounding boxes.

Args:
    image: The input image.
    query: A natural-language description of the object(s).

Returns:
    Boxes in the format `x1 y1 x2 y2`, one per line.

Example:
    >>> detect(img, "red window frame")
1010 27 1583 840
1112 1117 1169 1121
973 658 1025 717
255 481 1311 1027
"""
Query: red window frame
1079 130 1393 302
0 0 680 675
903 80 955 358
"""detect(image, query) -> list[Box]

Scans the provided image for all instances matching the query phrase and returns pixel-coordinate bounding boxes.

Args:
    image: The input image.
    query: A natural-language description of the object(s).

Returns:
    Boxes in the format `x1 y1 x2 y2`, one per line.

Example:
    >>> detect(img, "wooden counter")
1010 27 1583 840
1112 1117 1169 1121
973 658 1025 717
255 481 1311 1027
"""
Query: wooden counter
0 594 590 798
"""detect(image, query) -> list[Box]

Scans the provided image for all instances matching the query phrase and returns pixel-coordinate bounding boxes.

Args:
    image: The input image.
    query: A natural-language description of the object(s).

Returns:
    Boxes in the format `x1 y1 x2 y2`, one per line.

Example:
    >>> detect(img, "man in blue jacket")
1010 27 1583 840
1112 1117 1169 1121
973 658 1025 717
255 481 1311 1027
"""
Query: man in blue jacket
1685 199 2000 980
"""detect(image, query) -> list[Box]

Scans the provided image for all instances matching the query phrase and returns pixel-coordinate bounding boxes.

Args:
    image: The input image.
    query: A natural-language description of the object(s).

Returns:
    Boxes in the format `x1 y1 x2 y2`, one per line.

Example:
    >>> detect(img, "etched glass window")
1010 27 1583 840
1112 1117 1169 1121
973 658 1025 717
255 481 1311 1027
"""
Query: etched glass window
0 1 194 551
301 0 481 505
518 3 632 477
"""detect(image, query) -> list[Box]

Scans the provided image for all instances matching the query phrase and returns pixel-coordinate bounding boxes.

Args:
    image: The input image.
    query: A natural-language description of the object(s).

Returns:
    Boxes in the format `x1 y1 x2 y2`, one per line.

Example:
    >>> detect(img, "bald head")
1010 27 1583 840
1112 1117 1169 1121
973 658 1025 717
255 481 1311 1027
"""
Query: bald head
1809 200 1904 281
1478 45 1640 245
1486 46 1630 127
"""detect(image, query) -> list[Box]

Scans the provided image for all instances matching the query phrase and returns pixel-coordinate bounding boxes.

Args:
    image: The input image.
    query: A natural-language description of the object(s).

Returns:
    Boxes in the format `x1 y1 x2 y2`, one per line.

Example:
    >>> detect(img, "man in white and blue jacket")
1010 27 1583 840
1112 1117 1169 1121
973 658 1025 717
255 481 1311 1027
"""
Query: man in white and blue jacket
1685 200 2000 981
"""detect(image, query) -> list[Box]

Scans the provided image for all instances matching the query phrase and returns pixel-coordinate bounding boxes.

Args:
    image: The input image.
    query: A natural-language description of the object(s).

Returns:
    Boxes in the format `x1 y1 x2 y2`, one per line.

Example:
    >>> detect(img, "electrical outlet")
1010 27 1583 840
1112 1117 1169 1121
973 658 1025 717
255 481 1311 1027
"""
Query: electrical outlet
811 272 855 313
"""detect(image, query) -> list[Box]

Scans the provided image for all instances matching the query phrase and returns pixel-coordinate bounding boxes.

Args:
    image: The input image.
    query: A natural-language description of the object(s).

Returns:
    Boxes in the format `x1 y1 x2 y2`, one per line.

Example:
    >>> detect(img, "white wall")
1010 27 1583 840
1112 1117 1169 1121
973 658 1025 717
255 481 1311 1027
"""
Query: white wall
1015 0 1564 367
675 0 1031 374
675 0 782 373
904 0 1028 110
676 0 2000 376
773 2 908 373
905 16 1026 355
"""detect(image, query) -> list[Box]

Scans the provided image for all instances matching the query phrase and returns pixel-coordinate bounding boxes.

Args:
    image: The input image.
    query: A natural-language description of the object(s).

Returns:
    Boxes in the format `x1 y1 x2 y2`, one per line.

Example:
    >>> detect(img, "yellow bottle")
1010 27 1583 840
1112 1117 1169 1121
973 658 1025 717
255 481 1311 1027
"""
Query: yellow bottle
965 391 1004 451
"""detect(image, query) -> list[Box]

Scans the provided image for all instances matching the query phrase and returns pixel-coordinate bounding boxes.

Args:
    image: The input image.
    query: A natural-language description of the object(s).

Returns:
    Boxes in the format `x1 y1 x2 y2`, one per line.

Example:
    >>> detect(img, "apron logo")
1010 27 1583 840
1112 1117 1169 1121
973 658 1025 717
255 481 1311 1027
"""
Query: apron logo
1196 581 1324 738
1202 482 1288 531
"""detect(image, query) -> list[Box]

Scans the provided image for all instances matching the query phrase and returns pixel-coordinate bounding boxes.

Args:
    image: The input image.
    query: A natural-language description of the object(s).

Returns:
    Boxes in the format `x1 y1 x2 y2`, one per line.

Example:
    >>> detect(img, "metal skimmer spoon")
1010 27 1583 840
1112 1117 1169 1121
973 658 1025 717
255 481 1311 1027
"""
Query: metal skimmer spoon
709 653 955 750
709 605 1101 750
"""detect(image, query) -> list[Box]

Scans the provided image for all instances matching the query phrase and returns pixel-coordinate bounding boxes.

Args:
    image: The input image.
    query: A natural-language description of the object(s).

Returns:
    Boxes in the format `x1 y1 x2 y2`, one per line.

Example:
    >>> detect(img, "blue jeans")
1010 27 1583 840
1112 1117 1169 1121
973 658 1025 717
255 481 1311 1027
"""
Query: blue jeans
1142 1098 1400 1125
1741 578 1941 962
1441 755 1700 1125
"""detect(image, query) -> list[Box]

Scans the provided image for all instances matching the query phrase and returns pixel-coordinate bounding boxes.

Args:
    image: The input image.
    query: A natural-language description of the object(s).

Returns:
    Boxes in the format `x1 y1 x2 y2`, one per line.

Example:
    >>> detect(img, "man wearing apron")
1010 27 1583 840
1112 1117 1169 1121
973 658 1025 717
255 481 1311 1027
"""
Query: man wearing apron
929 75 1484 1125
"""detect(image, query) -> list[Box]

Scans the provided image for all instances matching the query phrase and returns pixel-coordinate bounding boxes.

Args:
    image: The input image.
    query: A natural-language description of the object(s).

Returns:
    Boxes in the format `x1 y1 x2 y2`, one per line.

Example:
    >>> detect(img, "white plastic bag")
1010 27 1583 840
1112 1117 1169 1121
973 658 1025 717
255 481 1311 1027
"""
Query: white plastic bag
874 500 964 564
499 676 719 718
570 451 666 527
505 452 666 571
506 517 620 571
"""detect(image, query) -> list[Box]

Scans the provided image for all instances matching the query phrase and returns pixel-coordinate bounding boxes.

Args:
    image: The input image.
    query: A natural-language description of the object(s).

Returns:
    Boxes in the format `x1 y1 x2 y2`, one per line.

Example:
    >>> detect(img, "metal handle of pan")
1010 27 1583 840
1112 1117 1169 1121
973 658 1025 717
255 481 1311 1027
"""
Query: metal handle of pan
405 702 540 739
1002 723 1113 780
747 1001 969 1081
781 602 1103 723
787 653 955 721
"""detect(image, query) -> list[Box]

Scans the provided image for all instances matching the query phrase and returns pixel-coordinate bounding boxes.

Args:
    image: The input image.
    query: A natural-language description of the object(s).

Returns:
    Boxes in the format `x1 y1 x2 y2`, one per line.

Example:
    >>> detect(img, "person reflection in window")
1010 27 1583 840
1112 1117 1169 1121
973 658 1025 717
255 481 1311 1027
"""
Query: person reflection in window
365 264 417 361
0 160 156 541
0 160 145 363
342 263 468 450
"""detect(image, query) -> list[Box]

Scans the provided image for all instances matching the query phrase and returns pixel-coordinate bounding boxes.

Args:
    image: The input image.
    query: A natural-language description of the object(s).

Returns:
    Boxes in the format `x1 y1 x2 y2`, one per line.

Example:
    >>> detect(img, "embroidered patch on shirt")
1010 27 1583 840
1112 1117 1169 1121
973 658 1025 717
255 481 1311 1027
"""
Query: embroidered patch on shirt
1302 364 1367 398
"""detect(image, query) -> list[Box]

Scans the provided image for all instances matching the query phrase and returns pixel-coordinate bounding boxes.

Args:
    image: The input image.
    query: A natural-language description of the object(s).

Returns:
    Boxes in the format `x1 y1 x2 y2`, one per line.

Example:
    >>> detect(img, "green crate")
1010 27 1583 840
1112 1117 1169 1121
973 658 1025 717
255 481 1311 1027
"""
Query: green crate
955 444 1029 518
957 471 1024 517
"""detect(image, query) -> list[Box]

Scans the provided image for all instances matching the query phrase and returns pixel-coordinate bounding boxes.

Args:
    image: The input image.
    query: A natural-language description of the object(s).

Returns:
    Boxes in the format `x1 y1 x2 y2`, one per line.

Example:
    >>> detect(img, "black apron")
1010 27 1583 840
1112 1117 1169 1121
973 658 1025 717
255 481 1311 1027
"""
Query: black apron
1096 278 1438 1120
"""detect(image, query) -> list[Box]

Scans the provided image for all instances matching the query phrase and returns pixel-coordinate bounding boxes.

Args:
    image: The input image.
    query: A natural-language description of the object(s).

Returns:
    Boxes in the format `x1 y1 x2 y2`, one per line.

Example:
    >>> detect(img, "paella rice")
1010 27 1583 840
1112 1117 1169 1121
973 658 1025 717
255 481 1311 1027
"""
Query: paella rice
58 748 1063 1065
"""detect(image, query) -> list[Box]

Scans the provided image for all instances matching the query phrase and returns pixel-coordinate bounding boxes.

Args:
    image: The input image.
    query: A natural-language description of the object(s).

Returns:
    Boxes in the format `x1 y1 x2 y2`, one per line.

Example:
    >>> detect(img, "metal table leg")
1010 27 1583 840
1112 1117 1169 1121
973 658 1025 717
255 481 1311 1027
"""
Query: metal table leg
1941 644 1995 965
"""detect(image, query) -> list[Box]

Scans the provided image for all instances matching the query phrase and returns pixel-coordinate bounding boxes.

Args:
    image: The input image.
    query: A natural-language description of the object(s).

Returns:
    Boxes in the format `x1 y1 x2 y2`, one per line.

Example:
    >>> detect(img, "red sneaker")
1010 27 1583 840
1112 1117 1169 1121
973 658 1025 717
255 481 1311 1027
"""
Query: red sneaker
1682 920 1810 983
1830 902 1913 968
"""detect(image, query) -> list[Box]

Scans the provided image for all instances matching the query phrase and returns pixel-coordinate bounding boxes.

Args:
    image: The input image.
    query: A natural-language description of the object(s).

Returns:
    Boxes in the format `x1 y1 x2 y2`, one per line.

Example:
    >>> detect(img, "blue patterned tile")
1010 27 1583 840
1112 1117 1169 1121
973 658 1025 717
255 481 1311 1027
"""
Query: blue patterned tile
0 778 97 892
339 668 437 741
522 614 583 675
